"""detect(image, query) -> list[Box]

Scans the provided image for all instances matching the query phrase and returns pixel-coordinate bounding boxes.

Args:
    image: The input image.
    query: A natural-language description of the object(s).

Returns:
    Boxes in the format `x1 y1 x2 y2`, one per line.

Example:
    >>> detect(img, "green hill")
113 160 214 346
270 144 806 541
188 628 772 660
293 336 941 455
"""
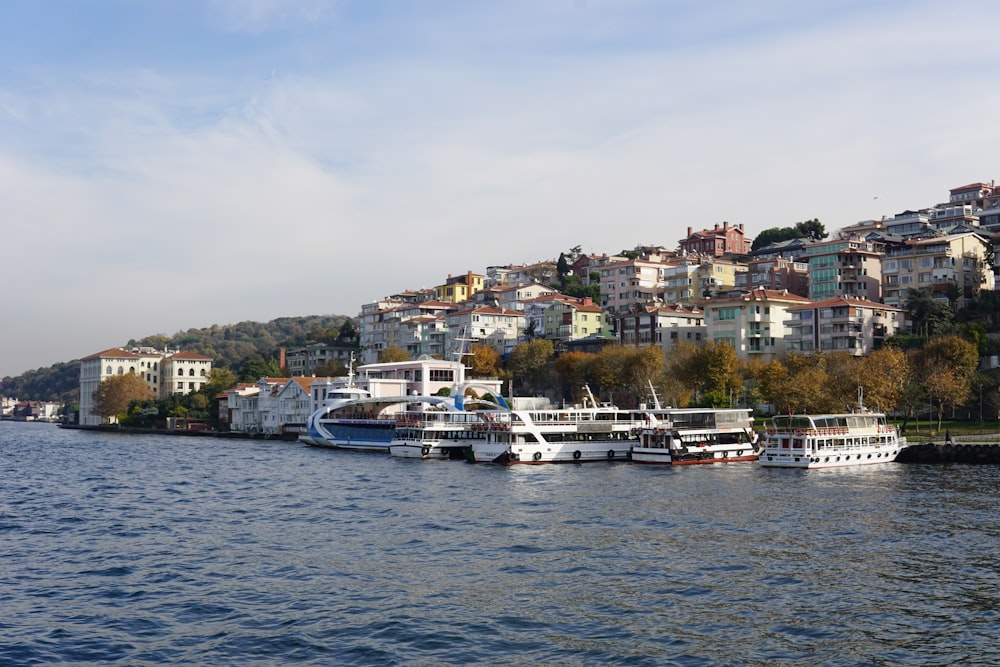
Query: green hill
1 314 354 402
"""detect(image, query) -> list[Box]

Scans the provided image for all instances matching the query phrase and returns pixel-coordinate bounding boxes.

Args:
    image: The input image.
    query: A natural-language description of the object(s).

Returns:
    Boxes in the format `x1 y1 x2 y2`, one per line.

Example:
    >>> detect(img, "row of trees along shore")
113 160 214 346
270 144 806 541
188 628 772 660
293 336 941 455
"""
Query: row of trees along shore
375 329 988 433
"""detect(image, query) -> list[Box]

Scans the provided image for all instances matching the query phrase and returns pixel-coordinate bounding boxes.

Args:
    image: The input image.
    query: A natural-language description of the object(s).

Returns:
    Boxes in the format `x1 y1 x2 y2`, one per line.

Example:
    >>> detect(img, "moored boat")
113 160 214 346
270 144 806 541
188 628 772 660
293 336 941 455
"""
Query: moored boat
470 389 642 464
631 408 759 464
759 405 905 469
388 409 496 460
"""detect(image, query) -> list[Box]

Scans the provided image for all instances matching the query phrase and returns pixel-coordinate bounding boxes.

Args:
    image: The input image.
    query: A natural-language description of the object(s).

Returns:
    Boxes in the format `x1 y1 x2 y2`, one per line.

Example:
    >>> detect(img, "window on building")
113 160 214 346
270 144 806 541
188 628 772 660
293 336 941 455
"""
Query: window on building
189 368 195 377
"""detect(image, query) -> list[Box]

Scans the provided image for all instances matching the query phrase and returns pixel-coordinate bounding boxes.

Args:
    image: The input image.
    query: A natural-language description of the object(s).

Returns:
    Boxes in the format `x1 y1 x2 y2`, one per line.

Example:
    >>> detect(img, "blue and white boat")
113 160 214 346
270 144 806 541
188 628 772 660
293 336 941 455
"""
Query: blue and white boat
300 356 505 453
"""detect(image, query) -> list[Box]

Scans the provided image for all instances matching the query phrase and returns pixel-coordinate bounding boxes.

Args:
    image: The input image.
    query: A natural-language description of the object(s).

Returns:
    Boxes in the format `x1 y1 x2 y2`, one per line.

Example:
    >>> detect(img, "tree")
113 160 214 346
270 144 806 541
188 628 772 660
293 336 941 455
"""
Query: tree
238 355 284 382
468 344 500 378
377 345 410 363
795 218 827 241
314 359 349 377
905 287 954 337
508 338 554 393
910 335 979 430
554 351 597 402
856 346 908 414
749 218 828 252
204 368 238 396
92 373 154 421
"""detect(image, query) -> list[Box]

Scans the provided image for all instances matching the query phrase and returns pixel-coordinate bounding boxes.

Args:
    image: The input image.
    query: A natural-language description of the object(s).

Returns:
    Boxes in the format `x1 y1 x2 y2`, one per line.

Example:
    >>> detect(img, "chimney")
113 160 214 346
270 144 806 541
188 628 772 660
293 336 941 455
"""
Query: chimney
724 221 729 230
714 223 719 230
687 227 692 237
279 347 287 374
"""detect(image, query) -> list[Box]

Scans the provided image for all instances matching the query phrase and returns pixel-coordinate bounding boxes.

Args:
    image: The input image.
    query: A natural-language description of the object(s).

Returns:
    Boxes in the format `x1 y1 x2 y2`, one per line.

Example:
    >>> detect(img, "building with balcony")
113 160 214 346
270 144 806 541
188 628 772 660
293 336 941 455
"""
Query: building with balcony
734 256 810 297
785 297 904 355
802 234 884 302
542 296 608 347
598 257 673 314
881 231 994 308
616 302 704 352
703 289 811 362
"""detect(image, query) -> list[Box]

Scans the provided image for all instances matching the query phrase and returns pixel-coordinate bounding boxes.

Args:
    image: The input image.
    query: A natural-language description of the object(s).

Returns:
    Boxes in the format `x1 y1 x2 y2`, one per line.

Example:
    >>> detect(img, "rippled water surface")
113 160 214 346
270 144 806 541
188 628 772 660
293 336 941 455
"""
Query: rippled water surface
2 421 999 666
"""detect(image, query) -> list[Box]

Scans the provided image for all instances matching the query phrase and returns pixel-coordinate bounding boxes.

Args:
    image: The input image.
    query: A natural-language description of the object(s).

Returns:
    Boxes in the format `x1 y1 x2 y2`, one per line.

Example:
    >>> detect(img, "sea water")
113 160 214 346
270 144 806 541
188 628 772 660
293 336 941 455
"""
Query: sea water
2 421 998 666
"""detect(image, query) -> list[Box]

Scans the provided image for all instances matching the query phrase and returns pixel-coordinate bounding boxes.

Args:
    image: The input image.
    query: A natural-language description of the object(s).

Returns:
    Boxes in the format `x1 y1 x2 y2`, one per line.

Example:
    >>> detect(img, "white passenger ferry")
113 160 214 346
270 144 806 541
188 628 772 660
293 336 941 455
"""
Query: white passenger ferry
470 389 642 464
389 403 508 460
631 408 759 465
759 402 905 469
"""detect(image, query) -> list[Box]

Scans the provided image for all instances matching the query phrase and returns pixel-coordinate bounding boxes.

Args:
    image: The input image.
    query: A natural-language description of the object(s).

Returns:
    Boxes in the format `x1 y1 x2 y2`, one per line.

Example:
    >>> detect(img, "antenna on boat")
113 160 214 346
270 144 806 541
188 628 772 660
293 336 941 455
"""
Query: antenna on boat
647 380 662 410
347 352 355 388
857 384 865 413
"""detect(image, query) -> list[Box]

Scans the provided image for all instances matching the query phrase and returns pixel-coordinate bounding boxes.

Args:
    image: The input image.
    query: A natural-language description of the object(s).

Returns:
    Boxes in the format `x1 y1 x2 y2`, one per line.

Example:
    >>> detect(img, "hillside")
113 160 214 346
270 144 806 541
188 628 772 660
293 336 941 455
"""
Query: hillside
0 314 353 402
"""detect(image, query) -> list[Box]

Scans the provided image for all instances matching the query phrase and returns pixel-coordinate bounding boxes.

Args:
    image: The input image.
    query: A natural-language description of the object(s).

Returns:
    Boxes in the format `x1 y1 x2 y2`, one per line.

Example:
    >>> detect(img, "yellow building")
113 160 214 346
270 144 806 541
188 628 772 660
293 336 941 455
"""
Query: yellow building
434 271 486 303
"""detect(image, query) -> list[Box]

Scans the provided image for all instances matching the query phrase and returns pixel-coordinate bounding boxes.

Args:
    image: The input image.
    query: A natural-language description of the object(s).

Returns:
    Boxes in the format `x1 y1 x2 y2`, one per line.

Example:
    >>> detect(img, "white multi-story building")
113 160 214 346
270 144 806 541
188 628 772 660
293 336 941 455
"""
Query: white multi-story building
79 347 213 425
703 289 811 362
445 306 526 357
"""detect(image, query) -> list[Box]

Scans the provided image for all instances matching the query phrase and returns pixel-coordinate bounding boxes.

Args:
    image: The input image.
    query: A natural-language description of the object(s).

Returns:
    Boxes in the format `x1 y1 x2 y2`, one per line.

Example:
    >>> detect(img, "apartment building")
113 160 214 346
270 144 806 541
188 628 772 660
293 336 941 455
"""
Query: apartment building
785 296 904 355
616 302 704 352
734 256 810 298
541 296 608 346
703 289 811 362
881 231 994 308
802 234 884 302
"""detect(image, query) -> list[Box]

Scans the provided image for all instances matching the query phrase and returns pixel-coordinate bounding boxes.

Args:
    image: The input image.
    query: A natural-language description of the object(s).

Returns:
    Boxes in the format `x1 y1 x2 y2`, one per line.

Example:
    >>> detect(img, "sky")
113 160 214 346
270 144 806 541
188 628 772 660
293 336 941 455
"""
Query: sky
3 0 1000 377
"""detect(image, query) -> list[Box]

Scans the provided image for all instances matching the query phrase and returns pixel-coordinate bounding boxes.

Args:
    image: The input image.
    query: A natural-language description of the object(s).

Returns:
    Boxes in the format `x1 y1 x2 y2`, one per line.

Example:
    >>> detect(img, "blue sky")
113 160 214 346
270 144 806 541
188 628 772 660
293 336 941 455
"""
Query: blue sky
3 0 999 377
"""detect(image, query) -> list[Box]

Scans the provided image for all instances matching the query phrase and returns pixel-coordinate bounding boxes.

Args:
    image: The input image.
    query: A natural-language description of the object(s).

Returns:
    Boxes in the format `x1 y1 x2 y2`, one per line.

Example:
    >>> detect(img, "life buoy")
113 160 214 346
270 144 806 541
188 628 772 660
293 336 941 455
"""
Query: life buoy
573 450 581 460
533 451 542 461
607 449 615 459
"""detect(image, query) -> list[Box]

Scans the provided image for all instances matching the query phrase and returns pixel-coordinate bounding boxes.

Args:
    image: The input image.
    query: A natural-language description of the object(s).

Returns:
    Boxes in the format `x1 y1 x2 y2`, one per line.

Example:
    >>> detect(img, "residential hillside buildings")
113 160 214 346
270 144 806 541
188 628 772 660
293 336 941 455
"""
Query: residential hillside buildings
347 180 996 373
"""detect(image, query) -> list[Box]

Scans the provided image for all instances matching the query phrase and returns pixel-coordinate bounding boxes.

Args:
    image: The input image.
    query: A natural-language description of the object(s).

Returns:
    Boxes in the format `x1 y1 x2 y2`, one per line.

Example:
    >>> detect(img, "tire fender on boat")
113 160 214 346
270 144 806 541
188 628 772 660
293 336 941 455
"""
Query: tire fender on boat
573 450 581 460
421 446 430 457
533 451 542 461
607 449 615 459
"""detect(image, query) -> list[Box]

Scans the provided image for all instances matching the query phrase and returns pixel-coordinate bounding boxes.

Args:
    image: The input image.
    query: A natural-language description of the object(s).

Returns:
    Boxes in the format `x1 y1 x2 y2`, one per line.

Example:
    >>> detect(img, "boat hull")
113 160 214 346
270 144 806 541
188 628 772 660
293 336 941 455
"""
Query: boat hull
759 446 902 468
473 440 632 464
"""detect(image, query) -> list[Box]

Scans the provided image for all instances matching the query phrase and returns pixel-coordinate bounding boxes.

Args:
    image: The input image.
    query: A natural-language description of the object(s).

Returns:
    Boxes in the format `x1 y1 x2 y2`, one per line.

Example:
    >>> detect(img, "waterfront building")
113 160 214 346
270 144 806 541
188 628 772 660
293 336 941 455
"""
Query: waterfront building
785 296 904 355
78 347 213 425
703 289 811 362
